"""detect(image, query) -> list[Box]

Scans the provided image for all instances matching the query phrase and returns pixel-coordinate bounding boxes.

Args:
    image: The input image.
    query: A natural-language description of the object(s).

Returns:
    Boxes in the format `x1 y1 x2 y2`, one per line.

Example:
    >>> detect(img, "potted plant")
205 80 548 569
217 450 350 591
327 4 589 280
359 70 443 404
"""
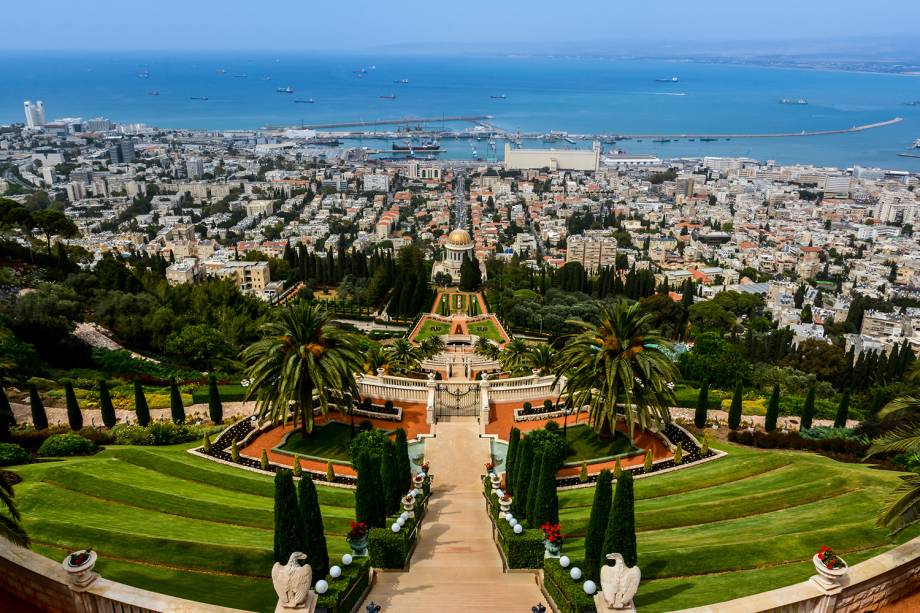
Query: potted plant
346 521 369 557
812 546 848 589
541 523 564 558
62 548 98 589
499 494 512 514
403 494 416 518
421 461 430 473
485 461 495 473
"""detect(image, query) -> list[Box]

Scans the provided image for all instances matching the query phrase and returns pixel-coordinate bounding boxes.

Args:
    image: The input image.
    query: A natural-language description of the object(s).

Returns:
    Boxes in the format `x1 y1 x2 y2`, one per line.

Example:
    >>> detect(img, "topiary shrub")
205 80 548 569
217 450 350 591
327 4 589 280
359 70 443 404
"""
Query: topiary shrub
348 429 389 464
316 558 371 613
643 448 653 472
292 456 302 477
260 449 270 470
202 433 211 452
544 558 597 613
231 439 240 462
38 433 96 457
523 401 532 412
369 524 415 569
0 443 29 466
326 461 335 483
113 424 156 445
578 461 588 483
544 399 554 412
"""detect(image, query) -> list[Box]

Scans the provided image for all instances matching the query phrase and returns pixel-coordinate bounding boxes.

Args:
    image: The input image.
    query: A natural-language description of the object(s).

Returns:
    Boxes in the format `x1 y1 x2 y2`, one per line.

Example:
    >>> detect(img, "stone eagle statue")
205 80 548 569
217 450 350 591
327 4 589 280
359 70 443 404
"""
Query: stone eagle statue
271 552 312 609
599 553 641 611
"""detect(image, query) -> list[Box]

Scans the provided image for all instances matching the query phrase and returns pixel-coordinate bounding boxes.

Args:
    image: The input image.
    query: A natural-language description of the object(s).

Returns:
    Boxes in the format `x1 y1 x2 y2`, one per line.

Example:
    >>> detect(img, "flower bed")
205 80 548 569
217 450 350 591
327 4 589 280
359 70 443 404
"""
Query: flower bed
543 558 596 613
513 400 568 422
316 557 372 613
483 478 544 569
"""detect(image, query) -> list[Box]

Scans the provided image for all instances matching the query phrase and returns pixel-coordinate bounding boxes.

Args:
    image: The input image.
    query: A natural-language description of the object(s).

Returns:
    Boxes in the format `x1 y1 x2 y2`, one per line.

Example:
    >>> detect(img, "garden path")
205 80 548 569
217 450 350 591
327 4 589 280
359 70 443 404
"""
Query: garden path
361 419 545 612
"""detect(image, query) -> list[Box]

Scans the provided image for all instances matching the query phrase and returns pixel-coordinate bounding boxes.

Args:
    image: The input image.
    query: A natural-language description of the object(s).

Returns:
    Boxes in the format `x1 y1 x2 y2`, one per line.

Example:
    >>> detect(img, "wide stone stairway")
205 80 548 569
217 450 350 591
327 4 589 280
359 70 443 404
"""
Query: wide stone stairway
362 418 544 611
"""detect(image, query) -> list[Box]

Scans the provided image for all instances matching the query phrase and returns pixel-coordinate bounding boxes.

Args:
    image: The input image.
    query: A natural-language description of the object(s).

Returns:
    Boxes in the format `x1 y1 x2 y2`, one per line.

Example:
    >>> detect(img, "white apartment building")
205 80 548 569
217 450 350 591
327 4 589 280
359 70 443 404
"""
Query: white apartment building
565 230 617 272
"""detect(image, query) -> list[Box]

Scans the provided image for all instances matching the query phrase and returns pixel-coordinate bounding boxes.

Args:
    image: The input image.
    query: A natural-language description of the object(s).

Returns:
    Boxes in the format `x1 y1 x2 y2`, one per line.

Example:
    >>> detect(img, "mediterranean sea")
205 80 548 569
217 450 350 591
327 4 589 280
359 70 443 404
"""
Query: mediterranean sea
3 51 920 170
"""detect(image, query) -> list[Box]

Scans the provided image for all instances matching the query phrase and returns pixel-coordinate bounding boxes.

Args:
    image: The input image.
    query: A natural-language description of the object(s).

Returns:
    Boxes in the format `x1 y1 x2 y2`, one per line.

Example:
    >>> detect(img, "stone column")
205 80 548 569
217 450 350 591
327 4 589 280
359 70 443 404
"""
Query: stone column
480 373 491 425
426 373 437 425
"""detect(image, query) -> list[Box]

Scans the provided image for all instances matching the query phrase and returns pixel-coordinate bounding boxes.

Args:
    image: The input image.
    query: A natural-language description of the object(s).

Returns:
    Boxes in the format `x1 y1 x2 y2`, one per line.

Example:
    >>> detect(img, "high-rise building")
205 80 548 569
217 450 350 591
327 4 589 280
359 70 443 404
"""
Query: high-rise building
108 141 136 164
23 101 40 128
565 230 618 273
186 158 204 179
34 101 46 126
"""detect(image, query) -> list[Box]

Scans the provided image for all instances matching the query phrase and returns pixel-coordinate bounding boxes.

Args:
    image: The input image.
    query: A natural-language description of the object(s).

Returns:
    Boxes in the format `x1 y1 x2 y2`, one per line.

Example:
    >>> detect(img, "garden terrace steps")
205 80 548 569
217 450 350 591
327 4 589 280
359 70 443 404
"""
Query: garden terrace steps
362 420 544 612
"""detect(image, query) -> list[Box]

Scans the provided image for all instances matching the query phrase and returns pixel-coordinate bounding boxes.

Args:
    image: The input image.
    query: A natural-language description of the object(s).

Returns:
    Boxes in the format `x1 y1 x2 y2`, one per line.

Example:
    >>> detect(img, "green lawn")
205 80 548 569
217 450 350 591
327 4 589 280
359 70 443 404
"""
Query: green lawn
414 319 450 341
563 424 638 464
10 443 355 613
468 319 503 342
555 441 920 612
278 422 373 463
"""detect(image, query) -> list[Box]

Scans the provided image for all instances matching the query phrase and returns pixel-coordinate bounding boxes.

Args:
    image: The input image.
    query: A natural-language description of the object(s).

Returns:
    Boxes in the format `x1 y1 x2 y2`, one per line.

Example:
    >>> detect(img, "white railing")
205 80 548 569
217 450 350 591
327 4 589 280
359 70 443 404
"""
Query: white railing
488 375 561 402
358 374 429 403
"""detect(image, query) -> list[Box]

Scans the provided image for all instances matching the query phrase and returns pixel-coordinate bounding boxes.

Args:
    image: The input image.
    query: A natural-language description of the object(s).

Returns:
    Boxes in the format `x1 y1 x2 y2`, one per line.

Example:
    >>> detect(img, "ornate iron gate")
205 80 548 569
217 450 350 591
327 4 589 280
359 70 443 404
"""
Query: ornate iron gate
435 383 479 418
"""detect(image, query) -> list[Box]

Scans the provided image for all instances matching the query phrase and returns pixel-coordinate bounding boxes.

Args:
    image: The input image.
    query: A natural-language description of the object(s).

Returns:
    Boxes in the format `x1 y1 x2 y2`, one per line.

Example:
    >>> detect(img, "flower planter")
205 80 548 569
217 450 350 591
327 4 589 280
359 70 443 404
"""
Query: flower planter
413 474 425 489
544 539 563 558
348 535 369 558
490 474 501 490
811 553 848 590
403 495 416 518
499 498 512 514
62 550 98 590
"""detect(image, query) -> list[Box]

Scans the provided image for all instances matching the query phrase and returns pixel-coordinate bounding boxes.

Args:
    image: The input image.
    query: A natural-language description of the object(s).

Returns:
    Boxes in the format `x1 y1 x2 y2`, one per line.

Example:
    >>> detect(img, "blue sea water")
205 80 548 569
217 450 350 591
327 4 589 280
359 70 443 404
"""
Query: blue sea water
3 51 920 170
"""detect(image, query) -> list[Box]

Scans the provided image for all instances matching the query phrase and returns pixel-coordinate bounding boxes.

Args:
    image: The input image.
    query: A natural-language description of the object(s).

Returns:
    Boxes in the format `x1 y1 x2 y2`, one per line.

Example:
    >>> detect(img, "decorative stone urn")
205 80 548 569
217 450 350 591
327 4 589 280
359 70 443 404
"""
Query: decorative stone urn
348 535 369 558
62 549 99 590
544 539 563 558
403 494 416 518
490 473 501 490
811 554 848 590
413 473 425 489
499 496 512 514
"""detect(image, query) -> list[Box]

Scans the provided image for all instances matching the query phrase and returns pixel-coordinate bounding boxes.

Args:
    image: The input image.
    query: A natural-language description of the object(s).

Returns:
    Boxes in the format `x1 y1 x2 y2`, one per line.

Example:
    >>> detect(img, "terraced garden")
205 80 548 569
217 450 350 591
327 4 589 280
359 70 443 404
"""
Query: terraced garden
467 319 503 342
556 441 920 611
10 443 355 612
414 319 450 341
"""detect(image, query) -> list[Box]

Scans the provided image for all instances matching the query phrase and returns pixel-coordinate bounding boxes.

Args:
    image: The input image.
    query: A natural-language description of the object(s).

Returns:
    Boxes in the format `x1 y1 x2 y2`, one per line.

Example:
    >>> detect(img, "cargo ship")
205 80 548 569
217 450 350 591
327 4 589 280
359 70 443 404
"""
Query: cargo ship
276 86 294 94
655 77 679 83
779 98 808 105
392 138 440 152
380 94 396 100
294 99 315 104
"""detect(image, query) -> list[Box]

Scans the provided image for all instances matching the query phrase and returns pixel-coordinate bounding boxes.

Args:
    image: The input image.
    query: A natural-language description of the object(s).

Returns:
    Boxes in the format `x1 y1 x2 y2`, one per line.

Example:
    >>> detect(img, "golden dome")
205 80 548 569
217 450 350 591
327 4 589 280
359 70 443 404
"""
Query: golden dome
446 229 472 246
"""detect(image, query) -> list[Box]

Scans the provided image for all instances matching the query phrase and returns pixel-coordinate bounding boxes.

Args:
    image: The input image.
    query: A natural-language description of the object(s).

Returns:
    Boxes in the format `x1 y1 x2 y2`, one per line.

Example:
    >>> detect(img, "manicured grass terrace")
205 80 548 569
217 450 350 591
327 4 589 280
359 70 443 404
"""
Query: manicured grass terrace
279 421 386 463
467 318 502 342
11 444 355 612
562 424 638 464
414 319 450 341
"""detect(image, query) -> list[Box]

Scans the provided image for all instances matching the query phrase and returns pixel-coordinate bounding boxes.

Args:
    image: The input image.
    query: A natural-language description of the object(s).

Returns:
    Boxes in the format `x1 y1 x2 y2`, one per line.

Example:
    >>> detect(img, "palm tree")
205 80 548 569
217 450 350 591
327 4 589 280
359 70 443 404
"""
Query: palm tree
474 336 501 361
866 397 920 533
554 300 678 440
242 302 363 435
0 473 28 547
500 338 530 375
387 339 421 375
419 336 445 359
364 344 391 375
524 344 556 375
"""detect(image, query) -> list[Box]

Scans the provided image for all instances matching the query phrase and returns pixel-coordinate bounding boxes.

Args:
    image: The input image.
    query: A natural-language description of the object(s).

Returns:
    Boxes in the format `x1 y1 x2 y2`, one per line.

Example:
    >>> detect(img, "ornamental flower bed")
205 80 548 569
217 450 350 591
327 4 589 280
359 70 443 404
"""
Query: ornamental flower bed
816 546 845 570
541 523 563 545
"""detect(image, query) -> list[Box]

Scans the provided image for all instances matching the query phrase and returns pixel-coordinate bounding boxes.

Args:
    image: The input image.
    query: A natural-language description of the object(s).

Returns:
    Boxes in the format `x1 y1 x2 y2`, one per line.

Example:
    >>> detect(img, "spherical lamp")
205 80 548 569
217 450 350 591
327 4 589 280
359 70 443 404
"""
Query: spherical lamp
559 556 570 568
315 580 329 594
570 567 582 580
341 554 353 566
329 566 342 579
583 580 597 595
513 523 523 534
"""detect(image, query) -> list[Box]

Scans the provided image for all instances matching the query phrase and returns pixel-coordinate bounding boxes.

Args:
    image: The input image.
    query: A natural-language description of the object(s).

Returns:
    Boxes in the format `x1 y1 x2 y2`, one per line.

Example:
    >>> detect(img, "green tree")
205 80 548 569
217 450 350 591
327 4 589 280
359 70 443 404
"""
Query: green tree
505 427 521 494
511 436 534 518
602 472 637 568
556 301 678 440
394 428 411 494
98 379 116 428
584 469 613 580
298 475 329 581
30 208 78 255
866 399 920 533
800 386 816 430
526 448 544 526
834 388 850 429
381 440 401 516
169 378 185 423
0 386 12 442
0 472 28 547
273 469 305 564
764 384 780 432
208 375 223 424
687 300 736 334
694 380 709 429
355 451 386 528
134 381 150 427
728 379 743 430
243 302 363 435
532 450 559 527
29 384 47 430
64 381 82 431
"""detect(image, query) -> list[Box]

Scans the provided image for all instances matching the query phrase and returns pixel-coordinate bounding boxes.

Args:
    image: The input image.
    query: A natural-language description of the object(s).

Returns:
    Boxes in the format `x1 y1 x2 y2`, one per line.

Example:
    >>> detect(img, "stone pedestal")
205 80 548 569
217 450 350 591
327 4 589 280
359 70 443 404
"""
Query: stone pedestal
62 550 99 592
274 590 317 613
593 593 636 612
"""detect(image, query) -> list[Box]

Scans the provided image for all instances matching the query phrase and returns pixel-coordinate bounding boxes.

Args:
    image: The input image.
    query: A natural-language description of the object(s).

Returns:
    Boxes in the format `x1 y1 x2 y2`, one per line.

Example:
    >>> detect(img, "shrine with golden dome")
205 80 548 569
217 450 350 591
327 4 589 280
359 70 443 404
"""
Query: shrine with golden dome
432 227 476 284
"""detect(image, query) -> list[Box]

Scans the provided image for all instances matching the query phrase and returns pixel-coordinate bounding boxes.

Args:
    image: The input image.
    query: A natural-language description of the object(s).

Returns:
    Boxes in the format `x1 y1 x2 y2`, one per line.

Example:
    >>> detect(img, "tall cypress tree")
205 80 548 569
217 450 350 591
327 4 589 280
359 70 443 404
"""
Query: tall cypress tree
505 427 521 494
169 378 185 424
394 427 411 493
511 436 534 518
208 375 223 424
64 382 83 431
273 469 305 564
764 384 780 432
834 389 851 429
526 449 544 526
355 451 386 528
0 385 13 442
602 471 637 568
694 380 709 429
728 379 743 430
381 440 400 516
800 386 816 431
29 384 48 430
298 475 329 581
98 379 116 428
584 470 613 581
532 451 559 527
134 381 150 427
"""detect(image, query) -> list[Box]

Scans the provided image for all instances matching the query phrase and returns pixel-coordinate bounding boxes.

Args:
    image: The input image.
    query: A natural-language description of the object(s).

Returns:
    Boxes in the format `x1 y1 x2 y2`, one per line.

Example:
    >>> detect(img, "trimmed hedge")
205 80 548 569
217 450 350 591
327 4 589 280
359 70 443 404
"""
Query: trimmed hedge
543 558 596 613
0 443 29 467
192 384 248 404
485 480 544 569
727 429 868 456
368 481 430 569
38 433 96 457
316 557 371 613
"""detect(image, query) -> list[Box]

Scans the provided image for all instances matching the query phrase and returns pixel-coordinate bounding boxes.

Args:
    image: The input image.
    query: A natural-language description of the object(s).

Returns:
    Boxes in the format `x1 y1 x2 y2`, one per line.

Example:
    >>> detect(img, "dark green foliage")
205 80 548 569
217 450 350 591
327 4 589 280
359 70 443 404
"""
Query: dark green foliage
505 427 521 494
728 379 744 430
348 429 390 465
526 448 544 526
208 375 223 424
298 476 329 581
0 442 29 466
29 383 48 430
584 470 613 580
273 469 305 564
459 253 482 291
0 386 12 441
38 433 96 457
315 558 372 613
544 559 597 613
527 428 568 468
169 378 185 423
532 451 559 527
694 380 709 429
834 389 851 428
98 379 116 428
801 386 816 430
64 382 83 431
764 384 780 432
603 472 637 568
394 428 411 494
381 440 401 515
355 451 386 528
369 525 414 569
134 381 150 427
511 436 534 518
486 485 544 569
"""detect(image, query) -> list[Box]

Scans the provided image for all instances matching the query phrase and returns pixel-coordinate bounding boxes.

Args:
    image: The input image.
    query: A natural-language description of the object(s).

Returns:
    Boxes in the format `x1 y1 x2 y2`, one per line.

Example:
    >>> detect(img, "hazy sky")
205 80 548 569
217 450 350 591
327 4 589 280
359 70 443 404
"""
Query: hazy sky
6 0 920 51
